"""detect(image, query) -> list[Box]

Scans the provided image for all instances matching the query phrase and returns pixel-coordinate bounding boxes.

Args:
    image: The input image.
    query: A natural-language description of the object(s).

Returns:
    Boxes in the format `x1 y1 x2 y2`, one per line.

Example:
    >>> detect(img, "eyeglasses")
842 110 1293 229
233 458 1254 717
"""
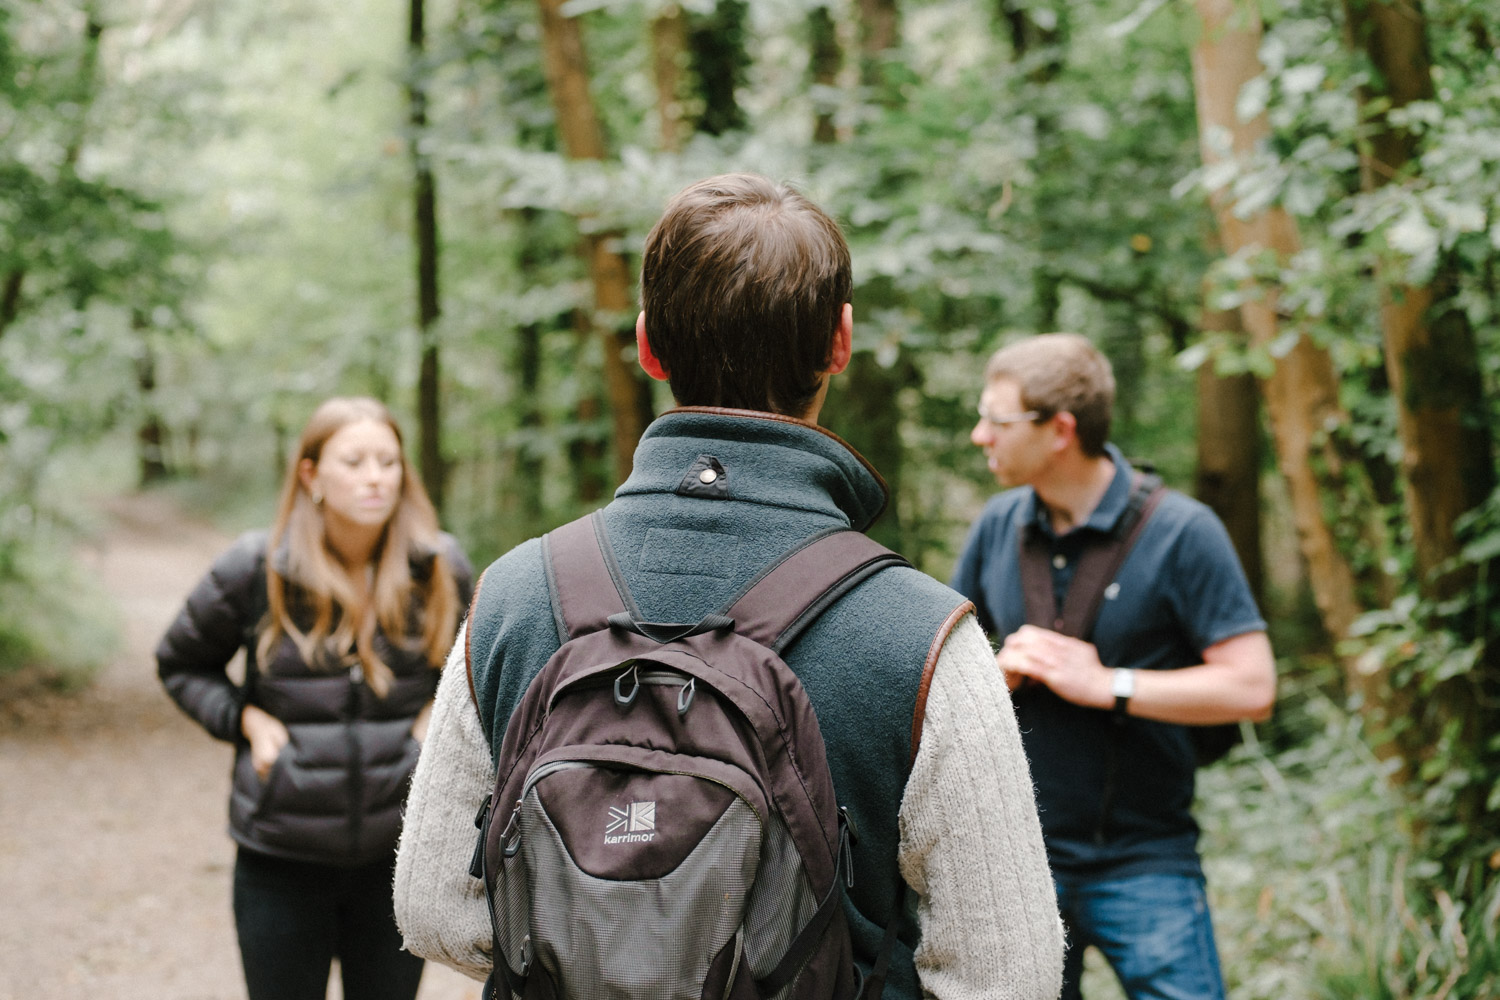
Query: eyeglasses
976 405 1043 428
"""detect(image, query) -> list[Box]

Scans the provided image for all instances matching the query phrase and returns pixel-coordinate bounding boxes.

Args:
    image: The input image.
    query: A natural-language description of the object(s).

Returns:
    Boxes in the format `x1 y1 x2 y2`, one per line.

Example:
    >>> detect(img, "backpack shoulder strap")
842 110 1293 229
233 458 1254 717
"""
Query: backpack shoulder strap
1019 472 1166 640
1018 503 1058 632
542 511 632 641
725 529 911 654
1063 472 1164 639
542 517 907 652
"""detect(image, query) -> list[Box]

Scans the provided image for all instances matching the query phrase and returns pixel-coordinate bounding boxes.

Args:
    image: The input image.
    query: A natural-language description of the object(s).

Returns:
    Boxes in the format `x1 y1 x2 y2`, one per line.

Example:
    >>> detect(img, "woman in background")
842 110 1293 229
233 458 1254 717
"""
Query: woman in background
158 396 472 1000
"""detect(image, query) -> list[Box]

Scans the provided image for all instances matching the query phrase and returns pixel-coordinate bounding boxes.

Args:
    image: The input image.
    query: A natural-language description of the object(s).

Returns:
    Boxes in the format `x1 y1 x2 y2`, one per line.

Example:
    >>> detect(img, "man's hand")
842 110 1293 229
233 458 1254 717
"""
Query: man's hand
996 625 1113 710
241 703 290 780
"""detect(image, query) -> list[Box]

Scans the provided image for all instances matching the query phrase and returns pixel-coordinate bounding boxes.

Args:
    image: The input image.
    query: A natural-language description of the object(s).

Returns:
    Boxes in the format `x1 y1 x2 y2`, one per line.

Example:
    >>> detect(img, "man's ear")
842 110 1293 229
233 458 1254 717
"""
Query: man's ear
825 303 853 375
1048 410 1080 453
636 311 669 382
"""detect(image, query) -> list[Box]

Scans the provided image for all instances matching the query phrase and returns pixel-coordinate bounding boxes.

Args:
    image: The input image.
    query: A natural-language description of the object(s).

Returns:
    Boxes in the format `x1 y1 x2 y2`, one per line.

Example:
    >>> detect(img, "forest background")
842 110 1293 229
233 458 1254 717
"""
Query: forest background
3 0 1499 994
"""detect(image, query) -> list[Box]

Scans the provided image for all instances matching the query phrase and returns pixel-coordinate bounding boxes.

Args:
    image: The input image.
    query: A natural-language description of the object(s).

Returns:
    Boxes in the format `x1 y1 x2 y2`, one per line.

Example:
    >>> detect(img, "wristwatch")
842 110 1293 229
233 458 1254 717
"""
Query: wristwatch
1111 668 1135 715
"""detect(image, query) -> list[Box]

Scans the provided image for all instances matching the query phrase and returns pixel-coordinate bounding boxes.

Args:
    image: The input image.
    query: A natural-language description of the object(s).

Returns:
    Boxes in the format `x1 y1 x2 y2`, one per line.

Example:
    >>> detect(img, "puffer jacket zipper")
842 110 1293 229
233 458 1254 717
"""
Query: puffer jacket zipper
347 664 364 859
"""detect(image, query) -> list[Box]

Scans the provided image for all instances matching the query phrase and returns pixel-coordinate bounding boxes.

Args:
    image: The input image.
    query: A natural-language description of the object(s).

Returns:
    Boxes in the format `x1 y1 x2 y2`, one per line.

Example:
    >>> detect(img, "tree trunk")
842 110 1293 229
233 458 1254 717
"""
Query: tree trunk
808 6 841 144
409 0 445 511
857 0 899 64
686 1 749 136
995 0 1066 81
1099 309 1145 441
650 5 688 152
512 320 545 531
569 310 609 506
0 270 22 340
1342 0 1496 602
66 12 103 168
1195 305 1264 605
504 208 549 539
1189 0 1384 648
135 317 169 486
536 0 651 489
856 0 901 105
818 1 910 553
829 352 913 552
1343 0 1500 887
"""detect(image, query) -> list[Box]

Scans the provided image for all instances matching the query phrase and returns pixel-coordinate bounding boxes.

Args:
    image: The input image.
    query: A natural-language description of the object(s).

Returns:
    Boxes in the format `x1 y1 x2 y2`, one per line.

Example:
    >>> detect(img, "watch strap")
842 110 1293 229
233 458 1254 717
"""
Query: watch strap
1111 667 1134 715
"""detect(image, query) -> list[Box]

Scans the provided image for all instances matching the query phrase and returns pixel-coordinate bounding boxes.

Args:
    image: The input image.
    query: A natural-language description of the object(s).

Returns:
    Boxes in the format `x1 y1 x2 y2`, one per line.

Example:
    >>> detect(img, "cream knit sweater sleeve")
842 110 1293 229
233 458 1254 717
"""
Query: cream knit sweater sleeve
899 612 1065 1000
395 617 1066 996
393 624 494 980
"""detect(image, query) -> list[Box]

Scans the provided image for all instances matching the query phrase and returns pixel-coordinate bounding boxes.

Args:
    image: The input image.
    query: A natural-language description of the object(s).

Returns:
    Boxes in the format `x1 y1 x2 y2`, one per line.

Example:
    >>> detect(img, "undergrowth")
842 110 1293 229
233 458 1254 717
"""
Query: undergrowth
0 533 119 686
1198 664 1500 999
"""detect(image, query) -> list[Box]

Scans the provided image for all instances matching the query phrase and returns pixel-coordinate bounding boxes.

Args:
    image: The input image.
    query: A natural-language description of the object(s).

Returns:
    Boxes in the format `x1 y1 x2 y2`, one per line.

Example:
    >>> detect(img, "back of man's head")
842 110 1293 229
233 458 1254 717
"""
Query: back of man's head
985 333 1115 457
640 173 852 416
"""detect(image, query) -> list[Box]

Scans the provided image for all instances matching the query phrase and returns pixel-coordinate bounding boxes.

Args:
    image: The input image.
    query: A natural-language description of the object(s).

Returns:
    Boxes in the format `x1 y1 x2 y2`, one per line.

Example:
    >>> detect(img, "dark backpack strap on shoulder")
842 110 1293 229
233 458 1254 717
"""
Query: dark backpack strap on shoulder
1018 473 1165 639
541 511 634 641
1018 516 1058 632
1060 473 1164 639
725 530 910 654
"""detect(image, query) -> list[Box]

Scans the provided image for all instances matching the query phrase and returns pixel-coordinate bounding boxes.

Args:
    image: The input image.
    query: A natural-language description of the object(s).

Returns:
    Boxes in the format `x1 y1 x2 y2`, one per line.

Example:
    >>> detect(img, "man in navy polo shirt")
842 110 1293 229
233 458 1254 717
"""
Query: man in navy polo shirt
950 333 1275 1000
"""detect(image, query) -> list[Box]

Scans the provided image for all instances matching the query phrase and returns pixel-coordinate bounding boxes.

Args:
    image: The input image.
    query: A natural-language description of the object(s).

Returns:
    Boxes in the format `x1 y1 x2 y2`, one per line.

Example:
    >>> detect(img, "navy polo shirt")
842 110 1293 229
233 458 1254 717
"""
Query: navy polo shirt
951 445 1265 878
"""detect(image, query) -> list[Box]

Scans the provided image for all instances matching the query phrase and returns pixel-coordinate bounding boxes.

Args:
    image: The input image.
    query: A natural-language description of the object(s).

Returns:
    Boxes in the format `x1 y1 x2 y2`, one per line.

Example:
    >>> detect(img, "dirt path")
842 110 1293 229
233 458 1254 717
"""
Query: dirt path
0 493 478 1000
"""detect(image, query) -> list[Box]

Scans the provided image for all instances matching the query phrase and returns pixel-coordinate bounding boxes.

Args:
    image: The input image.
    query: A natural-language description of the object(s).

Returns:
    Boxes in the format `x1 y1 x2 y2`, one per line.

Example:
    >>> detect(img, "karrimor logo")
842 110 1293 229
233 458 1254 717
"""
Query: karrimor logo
604 801 657 844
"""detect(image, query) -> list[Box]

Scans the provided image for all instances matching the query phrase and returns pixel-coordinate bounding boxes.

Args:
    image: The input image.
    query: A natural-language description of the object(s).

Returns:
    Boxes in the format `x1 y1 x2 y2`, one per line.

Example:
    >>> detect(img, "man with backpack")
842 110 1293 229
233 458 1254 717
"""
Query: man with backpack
393 174 1064 1000
949 333 1277 1000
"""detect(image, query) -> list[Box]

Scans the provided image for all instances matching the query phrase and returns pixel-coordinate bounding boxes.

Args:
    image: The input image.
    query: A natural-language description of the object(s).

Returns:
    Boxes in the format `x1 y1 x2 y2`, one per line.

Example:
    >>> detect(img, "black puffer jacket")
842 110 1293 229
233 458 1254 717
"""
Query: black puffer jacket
158 530 473 867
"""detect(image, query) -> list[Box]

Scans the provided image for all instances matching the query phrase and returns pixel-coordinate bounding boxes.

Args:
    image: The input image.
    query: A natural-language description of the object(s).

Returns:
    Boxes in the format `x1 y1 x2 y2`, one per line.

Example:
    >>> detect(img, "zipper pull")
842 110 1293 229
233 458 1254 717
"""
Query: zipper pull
468 794 492 880
838 810 855 889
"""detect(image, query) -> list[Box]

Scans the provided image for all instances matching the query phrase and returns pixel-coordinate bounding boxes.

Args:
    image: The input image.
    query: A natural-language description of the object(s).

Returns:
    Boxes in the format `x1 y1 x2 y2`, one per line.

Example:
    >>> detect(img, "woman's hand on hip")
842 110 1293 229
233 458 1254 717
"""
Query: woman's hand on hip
240 703 289 780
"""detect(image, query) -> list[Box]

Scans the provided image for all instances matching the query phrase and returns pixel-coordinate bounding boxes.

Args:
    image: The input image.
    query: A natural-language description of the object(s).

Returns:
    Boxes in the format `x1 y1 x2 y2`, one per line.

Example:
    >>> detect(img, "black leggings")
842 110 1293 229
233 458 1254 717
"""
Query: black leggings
232 847 424 1000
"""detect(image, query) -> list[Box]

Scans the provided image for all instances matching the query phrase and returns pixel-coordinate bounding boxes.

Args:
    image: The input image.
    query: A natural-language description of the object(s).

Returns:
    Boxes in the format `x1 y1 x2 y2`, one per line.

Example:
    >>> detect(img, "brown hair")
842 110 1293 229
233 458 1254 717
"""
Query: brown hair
984 333 1116 457
256 397 460 696
639 173 852 416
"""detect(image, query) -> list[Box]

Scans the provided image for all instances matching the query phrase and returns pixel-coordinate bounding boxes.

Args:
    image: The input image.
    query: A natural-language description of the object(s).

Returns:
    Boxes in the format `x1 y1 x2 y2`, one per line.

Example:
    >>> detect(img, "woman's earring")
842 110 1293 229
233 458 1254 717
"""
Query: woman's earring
310 489 323 505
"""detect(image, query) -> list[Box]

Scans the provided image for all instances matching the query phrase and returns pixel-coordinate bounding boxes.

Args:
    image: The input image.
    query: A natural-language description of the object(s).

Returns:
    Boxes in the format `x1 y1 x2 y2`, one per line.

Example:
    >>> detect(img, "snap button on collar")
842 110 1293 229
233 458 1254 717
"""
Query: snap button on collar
676 454 730 499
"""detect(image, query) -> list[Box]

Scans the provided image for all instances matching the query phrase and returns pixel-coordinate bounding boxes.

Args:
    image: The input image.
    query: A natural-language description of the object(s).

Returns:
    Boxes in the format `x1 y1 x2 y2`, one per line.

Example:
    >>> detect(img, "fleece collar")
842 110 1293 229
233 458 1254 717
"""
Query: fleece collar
614 407 890 532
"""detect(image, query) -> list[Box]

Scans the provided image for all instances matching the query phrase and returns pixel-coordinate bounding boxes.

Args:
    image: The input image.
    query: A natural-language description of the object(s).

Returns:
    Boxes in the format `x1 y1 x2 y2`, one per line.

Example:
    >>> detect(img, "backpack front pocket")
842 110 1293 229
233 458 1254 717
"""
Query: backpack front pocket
493 750 766 1000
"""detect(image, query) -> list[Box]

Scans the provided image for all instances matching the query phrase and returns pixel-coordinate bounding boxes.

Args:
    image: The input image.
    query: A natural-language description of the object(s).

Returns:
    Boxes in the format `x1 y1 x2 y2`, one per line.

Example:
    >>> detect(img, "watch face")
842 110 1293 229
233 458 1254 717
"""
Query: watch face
1112 669 1134 699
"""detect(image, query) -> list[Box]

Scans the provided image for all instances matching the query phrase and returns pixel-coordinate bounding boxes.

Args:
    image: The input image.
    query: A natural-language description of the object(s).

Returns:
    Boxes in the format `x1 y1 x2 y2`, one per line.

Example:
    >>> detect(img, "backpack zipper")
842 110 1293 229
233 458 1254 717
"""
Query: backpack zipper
519 759 591 801
518 755 765 828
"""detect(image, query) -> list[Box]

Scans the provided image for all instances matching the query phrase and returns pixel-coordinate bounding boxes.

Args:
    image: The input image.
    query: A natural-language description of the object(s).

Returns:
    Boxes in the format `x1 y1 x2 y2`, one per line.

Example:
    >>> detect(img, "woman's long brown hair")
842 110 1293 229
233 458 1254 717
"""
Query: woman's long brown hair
255 397 460 697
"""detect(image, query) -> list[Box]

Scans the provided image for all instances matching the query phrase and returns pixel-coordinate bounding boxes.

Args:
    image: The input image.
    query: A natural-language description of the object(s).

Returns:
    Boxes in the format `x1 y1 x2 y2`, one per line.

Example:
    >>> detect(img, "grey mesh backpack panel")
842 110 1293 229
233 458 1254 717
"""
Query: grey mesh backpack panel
475 513 910 1000
510 789 761 1000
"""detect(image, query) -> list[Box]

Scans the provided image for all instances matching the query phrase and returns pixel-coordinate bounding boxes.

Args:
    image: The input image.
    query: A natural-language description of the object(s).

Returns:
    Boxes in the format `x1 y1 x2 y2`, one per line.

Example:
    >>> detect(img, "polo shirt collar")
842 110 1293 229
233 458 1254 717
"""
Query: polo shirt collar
1026 443 1135 540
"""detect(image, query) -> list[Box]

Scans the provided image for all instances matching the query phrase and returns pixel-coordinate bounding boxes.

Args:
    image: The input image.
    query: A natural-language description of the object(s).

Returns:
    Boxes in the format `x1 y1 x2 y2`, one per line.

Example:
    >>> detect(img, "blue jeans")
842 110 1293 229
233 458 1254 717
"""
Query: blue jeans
1055 872 1226 1000
233 847 424 1000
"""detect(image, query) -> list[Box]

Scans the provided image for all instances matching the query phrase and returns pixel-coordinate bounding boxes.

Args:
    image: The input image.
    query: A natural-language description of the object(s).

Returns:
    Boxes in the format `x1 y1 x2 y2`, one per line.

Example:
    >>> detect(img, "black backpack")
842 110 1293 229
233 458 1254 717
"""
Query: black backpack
471 512 912 1000
1017 473 1242 767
